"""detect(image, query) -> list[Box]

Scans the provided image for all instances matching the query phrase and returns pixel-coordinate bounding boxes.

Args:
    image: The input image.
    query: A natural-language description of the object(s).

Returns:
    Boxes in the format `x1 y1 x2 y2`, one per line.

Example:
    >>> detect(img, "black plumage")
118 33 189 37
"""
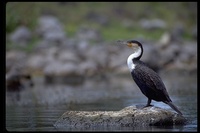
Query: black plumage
121 40 182 115
131 60 171 102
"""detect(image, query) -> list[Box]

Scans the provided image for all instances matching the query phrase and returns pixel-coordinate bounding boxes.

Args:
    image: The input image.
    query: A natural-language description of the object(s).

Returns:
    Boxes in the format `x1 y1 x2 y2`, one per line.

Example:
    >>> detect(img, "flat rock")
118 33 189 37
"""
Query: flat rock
54 106 186 130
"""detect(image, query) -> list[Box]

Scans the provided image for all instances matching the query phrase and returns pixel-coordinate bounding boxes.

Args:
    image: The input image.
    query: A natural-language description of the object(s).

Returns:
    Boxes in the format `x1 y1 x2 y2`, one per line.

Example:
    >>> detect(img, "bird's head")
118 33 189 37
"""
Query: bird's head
117 40 143 55
117 39 143 60
126 40 143 50
117 40 141 49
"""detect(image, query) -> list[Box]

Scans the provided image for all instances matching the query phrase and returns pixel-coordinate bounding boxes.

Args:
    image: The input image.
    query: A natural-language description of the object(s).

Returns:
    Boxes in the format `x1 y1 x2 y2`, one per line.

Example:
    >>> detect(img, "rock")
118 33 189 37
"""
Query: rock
26 47 58 73
79 60 97 76
170 24 185 42
6 68 34 102
6 50 34 91
76 27 102 42
155 40 197 71
26 54 49 72
39 46 86 84
57 50 80 63
6 50 28 73
75 40 90 52
43 60 85 84
35 15 66 44
192 26 197 39
54 106 186 130
9 26 32 46
140 19 166 30
6 70 33 92
44 74 85 85
44 61 78 76
84 44 109 67
157 43 180 67
179 42 197 62
141 43 161 72
170 42 197 71
158 32 171 46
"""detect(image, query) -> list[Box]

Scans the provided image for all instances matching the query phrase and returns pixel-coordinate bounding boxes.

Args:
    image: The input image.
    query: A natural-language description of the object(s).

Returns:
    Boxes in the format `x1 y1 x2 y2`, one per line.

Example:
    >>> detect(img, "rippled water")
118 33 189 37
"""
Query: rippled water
6 95 197 131
6 72 197 131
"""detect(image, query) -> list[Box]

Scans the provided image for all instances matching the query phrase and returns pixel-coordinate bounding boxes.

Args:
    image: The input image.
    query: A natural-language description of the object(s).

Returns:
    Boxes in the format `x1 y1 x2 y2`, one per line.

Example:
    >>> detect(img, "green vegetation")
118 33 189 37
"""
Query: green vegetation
6 36 39 52
6 2 197 50
6 2 39 33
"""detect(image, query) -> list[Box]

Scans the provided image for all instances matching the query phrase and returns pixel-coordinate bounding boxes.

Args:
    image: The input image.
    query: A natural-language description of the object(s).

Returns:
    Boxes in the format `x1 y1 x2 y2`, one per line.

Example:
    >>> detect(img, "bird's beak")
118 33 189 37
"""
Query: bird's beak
116 40 127 45
116 40 132 48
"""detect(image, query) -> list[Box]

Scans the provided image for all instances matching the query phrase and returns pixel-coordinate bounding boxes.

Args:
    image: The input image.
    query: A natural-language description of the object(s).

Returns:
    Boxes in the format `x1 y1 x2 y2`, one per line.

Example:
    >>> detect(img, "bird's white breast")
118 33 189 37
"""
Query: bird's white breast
127 54 136 71
127 48 142 72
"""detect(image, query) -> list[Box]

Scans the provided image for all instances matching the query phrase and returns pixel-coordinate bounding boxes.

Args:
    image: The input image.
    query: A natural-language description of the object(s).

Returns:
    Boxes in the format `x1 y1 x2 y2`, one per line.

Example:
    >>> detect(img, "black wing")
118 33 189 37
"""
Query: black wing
131 61 172 102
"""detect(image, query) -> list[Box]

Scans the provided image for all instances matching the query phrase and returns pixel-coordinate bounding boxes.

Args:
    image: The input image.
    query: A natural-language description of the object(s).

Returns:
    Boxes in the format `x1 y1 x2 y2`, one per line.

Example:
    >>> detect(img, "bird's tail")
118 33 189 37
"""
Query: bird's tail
165 101 183 115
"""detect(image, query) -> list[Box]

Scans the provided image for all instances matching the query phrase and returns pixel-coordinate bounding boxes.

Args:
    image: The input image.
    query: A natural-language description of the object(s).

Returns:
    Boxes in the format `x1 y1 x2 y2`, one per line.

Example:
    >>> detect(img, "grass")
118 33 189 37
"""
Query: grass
6 2 196 51
101 23 166 41
6 2 39 33
6 36 39 52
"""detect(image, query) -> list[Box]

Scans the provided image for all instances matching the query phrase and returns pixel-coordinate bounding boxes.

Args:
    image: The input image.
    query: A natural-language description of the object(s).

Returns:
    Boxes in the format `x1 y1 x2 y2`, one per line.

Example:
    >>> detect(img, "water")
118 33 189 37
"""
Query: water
6 96 197 131
5 72 197 131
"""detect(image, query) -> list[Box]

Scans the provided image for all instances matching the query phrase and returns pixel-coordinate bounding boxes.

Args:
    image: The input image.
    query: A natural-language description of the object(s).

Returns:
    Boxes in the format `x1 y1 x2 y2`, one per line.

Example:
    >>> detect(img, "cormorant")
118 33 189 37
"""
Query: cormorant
118 40 182 115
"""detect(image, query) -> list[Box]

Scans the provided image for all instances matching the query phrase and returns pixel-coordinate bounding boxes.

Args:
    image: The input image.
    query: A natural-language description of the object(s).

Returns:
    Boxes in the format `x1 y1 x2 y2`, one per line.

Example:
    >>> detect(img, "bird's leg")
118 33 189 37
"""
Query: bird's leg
136 98 153 109
144 98 153 108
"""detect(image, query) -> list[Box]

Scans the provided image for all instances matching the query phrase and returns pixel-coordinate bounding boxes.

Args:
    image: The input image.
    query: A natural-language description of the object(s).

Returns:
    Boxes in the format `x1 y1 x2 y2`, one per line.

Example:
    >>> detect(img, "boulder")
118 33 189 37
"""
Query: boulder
84 44 109 67
9 26 32 45
43 60 85 84
54 106 186 130
35 15 66 44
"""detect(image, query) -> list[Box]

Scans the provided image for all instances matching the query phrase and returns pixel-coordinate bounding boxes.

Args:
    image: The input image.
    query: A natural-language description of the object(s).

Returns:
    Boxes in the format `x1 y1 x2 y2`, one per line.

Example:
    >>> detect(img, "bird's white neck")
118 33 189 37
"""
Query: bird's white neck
127 47 142 71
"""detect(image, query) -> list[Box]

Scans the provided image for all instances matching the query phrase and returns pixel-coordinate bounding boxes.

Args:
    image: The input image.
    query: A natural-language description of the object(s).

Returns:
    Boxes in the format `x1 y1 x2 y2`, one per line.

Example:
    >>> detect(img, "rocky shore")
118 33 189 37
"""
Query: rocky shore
6 16 197 84
6 15 197 106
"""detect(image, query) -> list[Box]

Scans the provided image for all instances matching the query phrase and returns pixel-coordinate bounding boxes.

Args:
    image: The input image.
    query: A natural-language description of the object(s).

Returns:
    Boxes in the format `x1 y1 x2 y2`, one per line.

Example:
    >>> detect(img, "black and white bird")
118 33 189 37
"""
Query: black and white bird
118 40 182 115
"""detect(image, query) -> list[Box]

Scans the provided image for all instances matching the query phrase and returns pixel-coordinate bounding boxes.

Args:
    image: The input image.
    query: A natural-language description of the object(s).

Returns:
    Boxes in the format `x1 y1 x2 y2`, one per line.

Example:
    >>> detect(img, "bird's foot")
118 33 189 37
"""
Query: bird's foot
142 104 153 109
143 104 153 108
